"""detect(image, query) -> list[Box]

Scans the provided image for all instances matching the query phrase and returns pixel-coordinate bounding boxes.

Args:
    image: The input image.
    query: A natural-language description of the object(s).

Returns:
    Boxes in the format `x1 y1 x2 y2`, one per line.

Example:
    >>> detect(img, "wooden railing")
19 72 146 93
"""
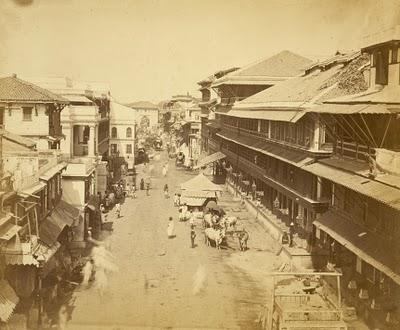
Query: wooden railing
335 140 375 161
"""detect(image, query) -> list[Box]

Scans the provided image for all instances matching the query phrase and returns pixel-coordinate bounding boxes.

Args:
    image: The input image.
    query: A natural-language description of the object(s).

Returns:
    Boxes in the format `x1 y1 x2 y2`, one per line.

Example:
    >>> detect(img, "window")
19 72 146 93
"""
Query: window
126 127 132 138
375 49 389 85
391 47 398 64
23 107 33 121
111 127 117 138
126 144 132 154
111 144 118 154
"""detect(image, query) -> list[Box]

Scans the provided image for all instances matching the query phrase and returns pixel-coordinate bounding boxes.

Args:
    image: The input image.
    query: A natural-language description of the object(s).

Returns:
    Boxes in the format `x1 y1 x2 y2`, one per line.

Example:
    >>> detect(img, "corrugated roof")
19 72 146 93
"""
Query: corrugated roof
314 211 400 285
217 131 313 168
222 109 305 123
307 103 400 114
304 162 400 210
39 162 68 181
127 101 158 109
0 76 69 103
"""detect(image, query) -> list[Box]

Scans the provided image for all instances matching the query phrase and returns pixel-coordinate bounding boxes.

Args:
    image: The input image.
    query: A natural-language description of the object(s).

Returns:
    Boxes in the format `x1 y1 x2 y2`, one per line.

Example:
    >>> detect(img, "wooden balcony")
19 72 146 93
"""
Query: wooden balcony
334 140 375 161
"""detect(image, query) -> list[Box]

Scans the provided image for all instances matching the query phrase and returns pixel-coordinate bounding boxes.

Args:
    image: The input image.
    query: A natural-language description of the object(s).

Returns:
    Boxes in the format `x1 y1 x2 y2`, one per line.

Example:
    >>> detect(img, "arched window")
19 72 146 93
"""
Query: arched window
111 127 117 138
126 127 132 138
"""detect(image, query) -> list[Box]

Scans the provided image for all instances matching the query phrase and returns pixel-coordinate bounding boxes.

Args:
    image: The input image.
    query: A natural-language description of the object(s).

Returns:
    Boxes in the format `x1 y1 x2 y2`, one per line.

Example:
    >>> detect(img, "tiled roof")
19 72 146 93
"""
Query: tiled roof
235 52 369 108
234 50 312 78
127 101 158 109
0 76 69 104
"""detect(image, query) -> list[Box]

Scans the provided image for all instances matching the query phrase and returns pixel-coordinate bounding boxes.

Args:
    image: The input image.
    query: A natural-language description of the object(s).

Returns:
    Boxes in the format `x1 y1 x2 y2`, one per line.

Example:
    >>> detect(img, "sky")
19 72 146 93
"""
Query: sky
0 0 399 103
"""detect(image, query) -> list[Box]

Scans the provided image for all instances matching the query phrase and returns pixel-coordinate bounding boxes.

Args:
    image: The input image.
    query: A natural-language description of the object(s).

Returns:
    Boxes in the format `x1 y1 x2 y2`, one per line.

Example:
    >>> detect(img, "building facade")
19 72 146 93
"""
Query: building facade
0 75 68 150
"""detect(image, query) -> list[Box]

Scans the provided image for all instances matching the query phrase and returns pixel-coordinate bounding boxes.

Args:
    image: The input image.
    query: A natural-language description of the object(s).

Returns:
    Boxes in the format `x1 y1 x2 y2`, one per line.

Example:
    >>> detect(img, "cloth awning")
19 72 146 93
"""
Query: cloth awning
308 103 400 115
314 211 400 285
0 279 19 322
39 200 79 245
222 109 306 123
3 240 60 266
181 190 217 198
304 162 400 211
180 197 207 207
217 131 313 168
19 182 46 196
181 173 223 191
39 162 67 181
193 151 226 169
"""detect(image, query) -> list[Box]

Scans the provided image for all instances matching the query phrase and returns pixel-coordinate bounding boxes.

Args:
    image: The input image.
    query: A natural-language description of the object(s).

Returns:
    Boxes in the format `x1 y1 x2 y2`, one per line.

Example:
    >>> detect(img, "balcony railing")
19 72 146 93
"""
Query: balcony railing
335 140 375 161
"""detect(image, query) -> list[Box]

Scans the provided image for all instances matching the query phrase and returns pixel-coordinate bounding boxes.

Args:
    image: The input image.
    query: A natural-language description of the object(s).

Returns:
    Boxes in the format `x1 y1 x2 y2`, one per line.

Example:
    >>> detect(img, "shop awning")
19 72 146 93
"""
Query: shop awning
181 190 217 198
314 211 400 285
39 162 67 181
39 201 79 245
222 109 306 123
217 131 313 168
19 182 46 196
3 240 60 266
181 173 223 191
193 151 226 170
308 103 400 115
180 197 207 207
304 162 400 211
0 279 19 322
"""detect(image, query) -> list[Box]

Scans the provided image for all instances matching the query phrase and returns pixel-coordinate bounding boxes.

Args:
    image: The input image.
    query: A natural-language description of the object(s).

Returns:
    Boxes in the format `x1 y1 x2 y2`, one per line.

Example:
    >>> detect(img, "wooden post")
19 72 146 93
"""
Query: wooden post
337 274 342 309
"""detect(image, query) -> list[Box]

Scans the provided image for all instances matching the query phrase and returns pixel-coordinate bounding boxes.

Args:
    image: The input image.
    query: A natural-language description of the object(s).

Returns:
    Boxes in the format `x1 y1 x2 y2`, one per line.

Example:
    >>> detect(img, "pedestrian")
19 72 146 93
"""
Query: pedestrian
167 217 175 238
140 178 145 190
289 222 295 247
190 224 196 248
164 184 169 199
189 210 195 226
115 202 121 218
146 182 150 196
162 164 167 177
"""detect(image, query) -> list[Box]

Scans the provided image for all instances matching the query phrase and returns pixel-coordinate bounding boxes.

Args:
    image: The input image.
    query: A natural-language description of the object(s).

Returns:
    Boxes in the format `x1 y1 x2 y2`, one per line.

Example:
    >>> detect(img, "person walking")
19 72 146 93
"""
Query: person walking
190 224 196 248
146 182 150 196
115 202 121 218
167 217 175 238
162 164 167 177
189 210 195 226
164 184 169 199
289 222 295 247
173 193 178 206
140 178 145 190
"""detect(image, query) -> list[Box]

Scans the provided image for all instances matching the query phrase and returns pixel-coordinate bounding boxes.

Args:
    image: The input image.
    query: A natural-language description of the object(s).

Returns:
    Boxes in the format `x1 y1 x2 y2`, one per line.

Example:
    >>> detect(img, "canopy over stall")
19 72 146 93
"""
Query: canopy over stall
180 173 223 192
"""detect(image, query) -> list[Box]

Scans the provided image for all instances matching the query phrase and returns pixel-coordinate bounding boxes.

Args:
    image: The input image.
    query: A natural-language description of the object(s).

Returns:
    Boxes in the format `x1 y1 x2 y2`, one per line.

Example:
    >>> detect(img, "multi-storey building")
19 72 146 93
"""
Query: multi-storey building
0 75 69 150
21 76 111 244
109 101 136 180
305 26 400 328
0 130 81 327
203 36 400 329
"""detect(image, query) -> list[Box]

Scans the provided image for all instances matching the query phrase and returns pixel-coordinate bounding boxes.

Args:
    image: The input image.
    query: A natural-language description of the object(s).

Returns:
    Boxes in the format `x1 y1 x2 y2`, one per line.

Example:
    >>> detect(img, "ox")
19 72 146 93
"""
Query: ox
204 228 225 250
221 216 238 229
237 229 249 251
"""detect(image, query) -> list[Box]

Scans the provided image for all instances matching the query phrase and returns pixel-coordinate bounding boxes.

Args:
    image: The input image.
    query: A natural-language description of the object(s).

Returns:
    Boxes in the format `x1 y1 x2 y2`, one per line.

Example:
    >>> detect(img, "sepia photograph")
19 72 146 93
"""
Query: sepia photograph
0 0 400 329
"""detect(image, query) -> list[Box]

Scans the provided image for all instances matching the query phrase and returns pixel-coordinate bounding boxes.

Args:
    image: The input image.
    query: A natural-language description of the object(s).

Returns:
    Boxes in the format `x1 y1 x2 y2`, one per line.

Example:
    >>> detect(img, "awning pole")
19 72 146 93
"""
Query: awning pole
379 115 392 148
347 115 375 147
360 114 377 147
340 115 370 146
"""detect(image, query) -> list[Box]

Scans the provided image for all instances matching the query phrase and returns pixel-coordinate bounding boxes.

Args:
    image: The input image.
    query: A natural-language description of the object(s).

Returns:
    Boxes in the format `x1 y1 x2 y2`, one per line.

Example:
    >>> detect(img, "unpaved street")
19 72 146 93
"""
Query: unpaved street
68 153 280 330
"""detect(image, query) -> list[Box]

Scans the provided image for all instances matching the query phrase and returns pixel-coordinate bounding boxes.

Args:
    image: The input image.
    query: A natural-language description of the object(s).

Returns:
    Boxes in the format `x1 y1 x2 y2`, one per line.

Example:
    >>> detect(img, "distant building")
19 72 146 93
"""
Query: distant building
109 101 136 174
0 74 69 150
126 101 159 131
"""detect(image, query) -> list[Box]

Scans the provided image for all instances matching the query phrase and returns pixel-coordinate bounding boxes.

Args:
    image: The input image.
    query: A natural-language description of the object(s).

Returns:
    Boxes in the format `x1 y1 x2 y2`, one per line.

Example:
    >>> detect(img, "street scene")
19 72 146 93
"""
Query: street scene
1 1 400 330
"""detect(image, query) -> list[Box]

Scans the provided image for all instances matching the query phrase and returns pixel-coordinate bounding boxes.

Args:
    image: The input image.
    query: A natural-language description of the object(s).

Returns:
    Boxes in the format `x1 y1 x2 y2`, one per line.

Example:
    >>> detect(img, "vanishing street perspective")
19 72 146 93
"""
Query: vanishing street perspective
1 1 400 330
